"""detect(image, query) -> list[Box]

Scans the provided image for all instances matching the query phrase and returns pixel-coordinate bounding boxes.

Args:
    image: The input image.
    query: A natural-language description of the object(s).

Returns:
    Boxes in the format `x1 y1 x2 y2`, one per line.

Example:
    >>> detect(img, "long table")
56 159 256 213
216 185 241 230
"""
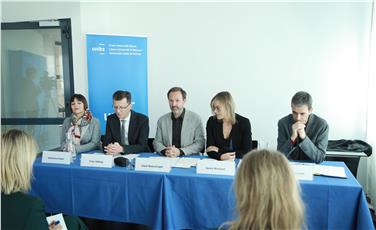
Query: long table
31 153 374 229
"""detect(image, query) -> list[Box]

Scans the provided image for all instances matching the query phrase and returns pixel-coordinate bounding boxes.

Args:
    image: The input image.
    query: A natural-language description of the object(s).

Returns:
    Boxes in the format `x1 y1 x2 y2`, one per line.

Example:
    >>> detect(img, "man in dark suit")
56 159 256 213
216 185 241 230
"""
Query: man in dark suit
103 90 150 155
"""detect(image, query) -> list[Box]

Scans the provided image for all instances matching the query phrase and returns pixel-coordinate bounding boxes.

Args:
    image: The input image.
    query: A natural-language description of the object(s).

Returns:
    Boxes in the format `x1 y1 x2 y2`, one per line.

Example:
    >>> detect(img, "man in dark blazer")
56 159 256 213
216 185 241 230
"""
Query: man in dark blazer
103 90 150 154
277 91 329 163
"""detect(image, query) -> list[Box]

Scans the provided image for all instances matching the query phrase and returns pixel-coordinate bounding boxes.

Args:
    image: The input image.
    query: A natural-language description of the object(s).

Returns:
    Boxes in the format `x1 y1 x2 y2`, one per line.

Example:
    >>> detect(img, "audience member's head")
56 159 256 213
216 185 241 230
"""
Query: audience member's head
1 129 38 194
210 91 236 124
229 149 304 230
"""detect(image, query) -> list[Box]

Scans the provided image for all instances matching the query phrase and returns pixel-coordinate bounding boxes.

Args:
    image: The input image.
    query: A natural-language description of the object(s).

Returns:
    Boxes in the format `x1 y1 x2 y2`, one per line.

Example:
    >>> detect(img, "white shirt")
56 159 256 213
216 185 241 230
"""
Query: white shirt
120 112 131 145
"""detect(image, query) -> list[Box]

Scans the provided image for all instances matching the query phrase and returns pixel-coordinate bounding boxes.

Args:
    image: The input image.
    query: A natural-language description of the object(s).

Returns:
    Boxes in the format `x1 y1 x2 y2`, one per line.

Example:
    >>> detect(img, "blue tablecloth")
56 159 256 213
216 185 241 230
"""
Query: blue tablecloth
31 153 374 230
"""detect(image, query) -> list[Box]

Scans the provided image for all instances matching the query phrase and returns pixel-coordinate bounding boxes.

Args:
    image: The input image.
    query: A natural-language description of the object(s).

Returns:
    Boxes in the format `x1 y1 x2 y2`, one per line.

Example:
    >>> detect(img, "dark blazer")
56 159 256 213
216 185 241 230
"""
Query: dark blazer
277 113 329 163
206 113 252 160
1 192 87 230
103 110 150 154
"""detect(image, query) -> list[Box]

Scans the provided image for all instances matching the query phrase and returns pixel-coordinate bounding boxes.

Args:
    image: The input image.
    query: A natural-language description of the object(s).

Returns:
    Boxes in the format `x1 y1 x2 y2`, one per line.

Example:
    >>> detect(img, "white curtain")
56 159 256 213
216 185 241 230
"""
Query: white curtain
366 0 376 207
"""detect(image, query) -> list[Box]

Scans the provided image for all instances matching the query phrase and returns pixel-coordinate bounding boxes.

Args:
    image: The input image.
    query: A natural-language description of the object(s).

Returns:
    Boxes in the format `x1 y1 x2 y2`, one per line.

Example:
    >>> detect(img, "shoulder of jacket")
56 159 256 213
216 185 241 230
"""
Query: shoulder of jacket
133 111 148 120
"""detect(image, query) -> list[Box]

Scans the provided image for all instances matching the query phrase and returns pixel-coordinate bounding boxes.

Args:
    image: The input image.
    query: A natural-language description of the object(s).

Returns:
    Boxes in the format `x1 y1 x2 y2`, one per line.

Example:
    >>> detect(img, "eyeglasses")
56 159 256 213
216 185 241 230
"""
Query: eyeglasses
113 103 130 111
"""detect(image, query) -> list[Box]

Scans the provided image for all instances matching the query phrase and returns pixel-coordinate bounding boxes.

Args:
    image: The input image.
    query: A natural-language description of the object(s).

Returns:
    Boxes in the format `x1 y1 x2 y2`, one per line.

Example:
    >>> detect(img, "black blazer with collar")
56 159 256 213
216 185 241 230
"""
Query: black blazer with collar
103 110 150 154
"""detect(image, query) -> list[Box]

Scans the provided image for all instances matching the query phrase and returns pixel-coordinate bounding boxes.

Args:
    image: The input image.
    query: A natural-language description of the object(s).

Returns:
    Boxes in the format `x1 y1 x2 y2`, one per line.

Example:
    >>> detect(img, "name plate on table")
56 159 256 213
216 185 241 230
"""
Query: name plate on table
135 157 172 173
290 162 314 181
197 160 235 176
42 151 71 165
80 154 113 168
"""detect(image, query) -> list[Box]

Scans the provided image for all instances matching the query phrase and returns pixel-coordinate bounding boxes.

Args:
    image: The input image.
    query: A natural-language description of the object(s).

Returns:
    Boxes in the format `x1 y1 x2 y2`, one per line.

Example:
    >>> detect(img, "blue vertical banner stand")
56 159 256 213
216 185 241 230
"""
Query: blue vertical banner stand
86 34 148 134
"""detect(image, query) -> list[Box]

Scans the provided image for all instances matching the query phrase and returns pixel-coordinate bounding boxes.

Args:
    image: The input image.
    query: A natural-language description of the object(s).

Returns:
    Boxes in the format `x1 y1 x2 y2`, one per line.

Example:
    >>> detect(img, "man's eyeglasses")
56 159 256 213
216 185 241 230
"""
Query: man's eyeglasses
113 103 130 111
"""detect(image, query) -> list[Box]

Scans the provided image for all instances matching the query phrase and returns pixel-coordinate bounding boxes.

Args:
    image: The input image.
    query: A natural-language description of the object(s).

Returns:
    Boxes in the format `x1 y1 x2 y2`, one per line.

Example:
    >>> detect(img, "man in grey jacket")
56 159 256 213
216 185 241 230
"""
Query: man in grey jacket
277 91 329 163
153 87 205 157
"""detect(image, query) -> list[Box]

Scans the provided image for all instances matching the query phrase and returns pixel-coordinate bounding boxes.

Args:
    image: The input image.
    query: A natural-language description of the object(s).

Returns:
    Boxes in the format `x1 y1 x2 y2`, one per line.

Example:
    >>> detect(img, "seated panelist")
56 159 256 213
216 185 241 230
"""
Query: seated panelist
153 87 205 157
61 94 101 153
1 129 87 230
103 90 150 155
206 91 252 160
277 91 329 163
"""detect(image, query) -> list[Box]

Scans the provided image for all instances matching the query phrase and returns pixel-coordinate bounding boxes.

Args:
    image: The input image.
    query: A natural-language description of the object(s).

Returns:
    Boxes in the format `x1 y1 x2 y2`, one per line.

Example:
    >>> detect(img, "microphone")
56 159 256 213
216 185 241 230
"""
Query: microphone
114 156 129 167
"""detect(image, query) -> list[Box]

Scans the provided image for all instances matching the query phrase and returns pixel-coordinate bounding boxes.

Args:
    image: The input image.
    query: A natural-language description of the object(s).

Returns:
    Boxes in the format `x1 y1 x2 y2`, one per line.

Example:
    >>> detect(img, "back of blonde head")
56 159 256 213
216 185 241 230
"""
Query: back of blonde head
229 149 304 230
1 129 38 194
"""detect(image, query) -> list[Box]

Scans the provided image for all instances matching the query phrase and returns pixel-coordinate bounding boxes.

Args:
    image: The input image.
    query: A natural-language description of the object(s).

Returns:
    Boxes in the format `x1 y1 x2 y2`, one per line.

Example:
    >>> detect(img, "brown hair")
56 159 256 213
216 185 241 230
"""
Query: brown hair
113 90 132 102
167 87 187 100
70 94 88 112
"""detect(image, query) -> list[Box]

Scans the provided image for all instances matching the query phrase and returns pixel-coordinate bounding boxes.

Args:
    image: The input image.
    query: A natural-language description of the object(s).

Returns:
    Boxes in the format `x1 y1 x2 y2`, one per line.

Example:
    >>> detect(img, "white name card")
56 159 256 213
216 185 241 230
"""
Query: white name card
290 162 314 181
135 157 172 173
197 160 235 176
80 154 113 168
42 151 71 165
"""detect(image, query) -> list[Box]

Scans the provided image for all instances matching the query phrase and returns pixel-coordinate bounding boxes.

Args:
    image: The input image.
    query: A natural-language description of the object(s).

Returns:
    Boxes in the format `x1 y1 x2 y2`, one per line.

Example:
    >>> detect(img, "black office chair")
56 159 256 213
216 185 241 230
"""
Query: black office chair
251 140 258 150
148 138 155 153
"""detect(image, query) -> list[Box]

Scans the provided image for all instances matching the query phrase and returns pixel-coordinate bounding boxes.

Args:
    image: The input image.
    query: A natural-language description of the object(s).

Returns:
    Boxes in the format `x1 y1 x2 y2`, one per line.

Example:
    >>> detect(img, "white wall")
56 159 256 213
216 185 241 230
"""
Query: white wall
2 2 373 147
79 2 372 148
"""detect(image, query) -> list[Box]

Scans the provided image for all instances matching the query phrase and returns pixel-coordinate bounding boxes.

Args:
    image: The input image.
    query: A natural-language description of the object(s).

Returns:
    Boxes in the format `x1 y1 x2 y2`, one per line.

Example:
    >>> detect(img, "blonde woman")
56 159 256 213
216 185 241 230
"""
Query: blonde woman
1 129 87 230
206 91 252 160
229 149 304 230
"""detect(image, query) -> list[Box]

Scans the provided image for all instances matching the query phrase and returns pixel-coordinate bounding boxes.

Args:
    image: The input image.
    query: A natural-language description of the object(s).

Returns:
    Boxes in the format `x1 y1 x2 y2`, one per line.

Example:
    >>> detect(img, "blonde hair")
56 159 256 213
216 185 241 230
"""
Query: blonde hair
229 149 304 230
1 129 38 194
210 91 236 124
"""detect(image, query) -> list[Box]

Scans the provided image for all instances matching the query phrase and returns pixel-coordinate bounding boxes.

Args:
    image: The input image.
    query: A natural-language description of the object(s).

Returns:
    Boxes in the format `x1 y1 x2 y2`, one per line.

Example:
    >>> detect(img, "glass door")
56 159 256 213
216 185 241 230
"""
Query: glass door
1 19 74 150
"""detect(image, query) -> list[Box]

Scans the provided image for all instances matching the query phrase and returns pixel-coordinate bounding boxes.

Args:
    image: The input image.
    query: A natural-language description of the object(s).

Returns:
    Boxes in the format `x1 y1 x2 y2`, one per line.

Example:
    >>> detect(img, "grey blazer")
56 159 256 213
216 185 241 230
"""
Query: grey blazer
61 116 101 153
153 109 205 155
277 113 329 163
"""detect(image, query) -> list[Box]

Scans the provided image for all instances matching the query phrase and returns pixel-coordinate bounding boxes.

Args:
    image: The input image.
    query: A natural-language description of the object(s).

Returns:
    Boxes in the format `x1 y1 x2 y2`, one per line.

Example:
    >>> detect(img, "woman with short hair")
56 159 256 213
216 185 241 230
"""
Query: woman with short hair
61 94 101 153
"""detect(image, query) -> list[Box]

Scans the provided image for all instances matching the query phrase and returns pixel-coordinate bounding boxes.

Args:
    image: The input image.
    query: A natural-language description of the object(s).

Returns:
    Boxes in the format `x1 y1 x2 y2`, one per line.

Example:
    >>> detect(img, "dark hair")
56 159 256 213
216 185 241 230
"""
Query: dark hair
167 87 187 100
70 94 88 112
113 90 132 102
291 91 312 110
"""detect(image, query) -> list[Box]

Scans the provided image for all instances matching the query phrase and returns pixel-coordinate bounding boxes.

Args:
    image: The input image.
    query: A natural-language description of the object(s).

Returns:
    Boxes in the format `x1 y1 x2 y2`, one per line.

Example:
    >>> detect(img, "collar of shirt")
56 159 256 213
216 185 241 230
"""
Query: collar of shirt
120 112 131 123
171 108 185 120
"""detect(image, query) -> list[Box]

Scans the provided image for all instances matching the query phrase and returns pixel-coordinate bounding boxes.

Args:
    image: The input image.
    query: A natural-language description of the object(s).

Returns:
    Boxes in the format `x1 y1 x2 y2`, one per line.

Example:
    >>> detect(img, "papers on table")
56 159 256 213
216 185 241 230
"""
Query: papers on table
173 158 200 168
290 162 314 181
150 157 199 168
290 162 347 180
46 213 67 230
314 165 347 178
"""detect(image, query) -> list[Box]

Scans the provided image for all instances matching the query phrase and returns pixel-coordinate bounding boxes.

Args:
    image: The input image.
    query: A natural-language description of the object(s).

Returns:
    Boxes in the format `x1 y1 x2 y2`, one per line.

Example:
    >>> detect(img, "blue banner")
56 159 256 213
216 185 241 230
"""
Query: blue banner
86 34 148 134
